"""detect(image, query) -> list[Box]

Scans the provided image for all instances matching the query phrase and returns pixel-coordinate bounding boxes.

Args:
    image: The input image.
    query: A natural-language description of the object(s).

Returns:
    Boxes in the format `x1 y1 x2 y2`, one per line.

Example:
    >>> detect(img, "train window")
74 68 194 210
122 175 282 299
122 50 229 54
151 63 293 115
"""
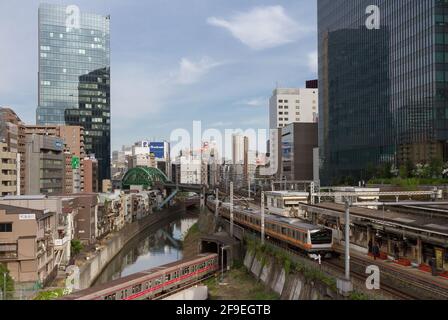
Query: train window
282 227 287 235
310 229 333 245
120 291 124 299
112 293 116 300
145 282 149 290
165 274 171 282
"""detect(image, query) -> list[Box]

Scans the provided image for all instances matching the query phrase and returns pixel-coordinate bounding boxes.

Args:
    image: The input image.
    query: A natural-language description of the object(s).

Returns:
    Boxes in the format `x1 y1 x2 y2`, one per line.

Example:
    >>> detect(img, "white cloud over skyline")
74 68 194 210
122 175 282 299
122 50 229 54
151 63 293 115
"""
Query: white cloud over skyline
207 5 310 50
0 0 318 150
175 57 224 85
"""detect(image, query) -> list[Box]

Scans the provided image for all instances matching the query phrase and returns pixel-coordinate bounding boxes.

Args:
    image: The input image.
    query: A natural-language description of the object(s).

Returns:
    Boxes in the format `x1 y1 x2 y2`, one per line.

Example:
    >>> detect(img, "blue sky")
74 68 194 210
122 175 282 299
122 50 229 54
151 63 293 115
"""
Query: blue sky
0 0 317 151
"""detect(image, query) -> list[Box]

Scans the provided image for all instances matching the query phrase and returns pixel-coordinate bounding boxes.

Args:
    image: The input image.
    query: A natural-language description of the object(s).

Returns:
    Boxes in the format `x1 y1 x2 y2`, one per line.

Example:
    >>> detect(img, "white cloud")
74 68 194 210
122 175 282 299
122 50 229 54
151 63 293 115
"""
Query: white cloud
176 57 223 85
236 97 267 107
207 6 309 50
307 51 318 74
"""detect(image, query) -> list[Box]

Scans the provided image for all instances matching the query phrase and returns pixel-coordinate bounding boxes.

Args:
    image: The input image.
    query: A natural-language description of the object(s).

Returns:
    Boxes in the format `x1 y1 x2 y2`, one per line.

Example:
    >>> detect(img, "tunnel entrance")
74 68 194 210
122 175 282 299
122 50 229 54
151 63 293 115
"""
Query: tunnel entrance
200 232 240 270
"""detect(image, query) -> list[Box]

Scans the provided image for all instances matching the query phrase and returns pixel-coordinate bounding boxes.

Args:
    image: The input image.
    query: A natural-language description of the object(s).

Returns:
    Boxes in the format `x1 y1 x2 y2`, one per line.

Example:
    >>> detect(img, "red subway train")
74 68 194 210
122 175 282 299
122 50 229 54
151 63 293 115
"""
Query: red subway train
60 253 219 300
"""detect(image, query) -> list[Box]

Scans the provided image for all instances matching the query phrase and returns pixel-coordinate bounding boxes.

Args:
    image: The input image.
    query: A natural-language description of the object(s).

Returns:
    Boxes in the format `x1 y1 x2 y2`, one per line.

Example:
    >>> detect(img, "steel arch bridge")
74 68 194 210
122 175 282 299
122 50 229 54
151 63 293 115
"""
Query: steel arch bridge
121 166 169 190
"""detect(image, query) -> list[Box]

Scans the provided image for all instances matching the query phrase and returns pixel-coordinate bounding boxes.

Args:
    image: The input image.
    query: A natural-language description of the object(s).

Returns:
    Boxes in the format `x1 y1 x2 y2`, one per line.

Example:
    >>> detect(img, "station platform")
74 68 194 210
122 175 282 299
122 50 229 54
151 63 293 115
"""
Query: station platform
333 243 448 291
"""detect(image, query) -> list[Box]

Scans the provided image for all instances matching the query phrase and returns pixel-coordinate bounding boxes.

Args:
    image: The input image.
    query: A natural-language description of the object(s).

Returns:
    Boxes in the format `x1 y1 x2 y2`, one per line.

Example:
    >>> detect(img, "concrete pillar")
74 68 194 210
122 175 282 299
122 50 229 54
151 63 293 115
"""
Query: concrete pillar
417 238 423 265
310 182 315 205
387 236 392 256
336 217 342 244
344 202 351 281
312 212 317 225
367 227 372 250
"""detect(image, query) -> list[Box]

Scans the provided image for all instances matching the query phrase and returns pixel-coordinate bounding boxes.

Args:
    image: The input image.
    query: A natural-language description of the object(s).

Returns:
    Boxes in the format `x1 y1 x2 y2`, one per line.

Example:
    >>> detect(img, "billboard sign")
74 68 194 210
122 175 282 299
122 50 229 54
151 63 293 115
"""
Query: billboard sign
142 141 149 148
71 156 80 169
150 142 165 159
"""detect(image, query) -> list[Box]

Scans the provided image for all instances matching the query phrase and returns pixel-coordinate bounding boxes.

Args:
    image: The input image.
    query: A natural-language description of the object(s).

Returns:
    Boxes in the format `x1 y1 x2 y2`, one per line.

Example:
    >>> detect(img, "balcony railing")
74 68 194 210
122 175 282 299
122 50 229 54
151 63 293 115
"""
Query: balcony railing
54 237 70 247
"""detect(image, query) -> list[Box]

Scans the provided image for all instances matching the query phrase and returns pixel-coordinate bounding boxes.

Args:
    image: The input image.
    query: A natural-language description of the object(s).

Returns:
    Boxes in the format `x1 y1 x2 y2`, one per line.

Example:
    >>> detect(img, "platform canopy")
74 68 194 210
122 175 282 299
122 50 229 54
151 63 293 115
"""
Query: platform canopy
121 166 169 190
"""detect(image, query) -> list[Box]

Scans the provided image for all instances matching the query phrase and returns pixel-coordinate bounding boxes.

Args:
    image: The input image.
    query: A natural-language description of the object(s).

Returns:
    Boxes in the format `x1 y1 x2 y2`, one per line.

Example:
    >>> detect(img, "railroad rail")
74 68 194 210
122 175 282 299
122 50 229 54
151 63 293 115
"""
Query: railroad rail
314 191 439 198
331 246 448 300
212 206 448 300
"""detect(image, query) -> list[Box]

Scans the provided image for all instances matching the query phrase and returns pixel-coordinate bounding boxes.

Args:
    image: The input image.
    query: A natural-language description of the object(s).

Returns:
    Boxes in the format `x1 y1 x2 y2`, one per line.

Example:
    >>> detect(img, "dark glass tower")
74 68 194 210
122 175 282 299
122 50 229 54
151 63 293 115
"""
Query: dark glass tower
37 3 111 185
318 0 448 184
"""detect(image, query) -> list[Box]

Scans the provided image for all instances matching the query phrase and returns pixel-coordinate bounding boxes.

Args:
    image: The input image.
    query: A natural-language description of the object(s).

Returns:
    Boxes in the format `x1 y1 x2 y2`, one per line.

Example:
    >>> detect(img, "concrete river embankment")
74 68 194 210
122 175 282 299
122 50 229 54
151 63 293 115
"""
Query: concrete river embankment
77 205 196 290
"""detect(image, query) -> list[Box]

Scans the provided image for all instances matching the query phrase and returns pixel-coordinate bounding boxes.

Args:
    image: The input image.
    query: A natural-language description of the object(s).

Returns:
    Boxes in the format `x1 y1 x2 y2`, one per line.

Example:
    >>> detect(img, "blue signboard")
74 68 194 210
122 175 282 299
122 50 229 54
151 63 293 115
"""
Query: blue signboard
54 140 64 150
150 142 165 159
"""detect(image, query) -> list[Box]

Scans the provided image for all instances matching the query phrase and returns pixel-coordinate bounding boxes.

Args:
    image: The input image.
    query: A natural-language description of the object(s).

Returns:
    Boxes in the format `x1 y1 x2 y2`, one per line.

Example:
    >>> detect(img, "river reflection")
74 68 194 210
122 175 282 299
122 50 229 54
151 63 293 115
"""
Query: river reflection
93 216 197 286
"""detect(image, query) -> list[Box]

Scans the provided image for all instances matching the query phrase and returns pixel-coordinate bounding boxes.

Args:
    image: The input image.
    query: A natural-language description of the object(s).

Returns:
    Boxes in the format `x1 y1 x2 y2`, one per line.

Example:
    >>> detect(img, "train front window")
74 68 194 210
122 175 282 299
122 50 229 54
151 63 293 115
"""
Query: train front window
310 229 333 244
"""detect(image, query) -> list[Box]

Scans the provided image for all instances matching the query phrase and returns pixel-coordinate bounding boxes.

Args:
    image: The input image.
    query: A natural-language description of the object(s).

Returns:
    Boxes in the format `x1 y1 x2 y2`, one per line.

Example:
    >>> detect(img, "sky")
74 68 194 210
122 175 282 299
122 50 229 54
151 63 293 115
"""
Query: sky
0 0 318 152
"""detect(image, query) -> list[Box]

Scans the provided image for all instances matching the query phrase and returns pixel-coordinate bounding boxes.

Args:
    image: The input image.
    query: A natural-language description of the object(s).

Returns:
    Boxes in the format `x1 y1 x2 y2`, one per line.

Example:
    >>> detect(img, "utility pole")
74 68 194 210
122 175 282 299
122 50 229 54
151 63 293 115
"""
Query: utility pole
344 199 351 281
230 182 234 237
215 188 219 218
248 176 251 199
336 198 353 296
261 191 265 245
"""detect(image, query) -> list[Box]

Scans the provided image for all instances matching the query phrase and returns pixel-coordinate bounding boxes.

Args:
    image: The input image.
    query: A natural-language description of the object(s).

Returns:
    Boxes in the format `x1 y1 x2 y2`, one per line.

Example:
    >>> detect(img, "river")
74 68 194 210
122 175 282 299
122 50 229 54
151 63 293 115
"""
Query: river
93 213 198 286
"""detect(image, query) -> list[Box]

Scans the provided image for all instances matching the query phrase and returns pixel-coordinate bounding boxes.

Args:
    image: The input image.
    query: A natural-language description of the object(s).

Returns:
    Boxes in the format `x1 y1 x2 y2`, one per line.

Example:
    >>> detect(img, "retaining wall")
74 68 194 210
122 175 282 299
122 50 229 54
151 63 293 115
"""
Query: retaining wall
243 250 339 300
78 205 185 289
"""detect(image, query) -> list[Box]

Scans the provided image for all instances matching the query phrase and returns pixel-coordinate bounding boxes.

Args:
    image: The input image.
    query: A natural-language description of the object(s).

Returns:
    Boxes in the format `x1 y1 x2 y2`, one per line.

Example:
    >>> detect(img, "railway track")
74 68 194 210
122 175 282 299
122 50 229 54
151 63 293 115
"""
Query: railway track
261 236 416 300
346 254 448 300
323 259 416 300
209 201 448 300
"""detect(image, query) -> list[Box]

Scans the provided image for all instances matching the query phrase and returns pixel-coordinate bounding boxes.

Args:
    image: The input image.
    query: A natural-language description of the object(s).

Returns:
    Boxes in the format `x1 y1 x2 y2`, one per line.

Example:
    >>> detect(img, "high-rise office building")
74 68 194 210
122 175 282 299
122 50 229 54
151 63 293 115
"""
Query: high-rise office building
269 88 318 130
318 0 448 184
37 3 111 187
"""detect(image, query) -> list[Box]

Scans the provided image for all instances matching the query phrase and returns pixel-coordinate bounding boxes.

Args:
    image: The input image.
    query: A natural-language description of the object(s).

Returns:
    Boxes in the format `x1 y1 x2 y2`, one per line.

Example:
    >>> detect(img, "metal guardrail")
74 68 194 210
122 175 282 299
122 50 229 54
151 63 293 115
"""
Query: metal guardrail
314 191 439 197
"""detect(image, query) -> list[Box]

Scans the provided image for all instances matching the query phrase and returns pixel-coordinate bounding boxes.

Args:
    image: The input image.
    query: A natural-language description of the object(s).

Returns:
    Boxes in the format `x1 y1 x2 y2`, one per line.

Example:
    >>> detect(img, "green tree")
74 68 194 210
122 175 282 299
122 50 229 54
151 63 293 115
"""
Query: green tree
33 288 66 300
71 240 84 256
429 158 444 179
0 263 15 299
399 165 408 179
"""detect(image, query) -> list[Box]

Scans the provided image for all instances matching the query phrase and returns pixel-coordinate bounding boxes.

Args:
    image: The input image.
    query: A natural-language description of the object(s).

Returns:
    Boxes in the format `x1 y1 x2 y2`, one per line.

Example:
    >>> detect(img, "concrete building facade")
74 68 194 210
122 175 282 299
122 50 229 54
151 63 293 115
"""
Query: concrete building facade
0 204 57 284
281 123 319 181
0 143 19 196
269 88 318 130
24 134 64 195
83 157 98 193
0 108 26 194
25 125 85 193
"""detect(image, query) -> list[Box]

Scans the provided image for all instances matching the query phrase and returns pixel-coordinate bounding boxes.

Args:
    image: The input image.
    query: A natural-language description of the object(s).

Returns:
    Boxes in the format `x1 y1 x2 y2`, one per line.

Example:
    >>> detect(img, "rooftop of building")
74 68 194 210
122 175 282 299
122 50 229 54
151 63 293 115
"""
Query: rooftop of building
265 191 309 197
272 88 318 95
0 203 54 220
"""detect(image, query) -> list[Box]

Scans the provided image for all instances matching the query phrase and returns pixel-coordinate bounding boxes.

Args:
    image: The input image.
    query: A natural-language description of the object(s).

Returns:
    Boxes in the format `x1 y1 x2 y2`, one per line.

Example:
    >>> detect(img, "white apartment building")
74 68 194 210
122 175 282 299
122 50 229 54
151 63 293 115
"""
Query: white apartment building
232 134 248 165
269 88 318 130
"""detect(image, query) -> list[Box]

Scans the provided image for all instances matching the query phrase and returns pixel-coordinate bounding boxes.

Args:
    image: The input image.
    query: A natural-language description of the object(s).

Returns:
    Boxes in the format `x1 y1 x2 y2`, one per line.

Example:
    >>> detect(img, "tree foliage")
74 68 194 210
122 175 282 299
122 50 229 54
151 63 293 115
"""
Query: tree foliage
71 240 84 256
0 263 15 299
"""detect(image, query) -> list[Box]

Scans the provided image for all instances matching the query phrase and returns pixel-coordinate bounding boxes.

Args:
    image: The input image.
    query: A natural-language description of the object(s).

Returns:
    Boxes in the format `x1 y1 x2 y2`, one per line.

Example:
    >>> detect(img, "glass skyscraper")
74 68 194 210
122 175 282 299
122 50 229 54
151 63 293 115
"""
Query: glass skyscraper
37 3 111 185
318 0 448 185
